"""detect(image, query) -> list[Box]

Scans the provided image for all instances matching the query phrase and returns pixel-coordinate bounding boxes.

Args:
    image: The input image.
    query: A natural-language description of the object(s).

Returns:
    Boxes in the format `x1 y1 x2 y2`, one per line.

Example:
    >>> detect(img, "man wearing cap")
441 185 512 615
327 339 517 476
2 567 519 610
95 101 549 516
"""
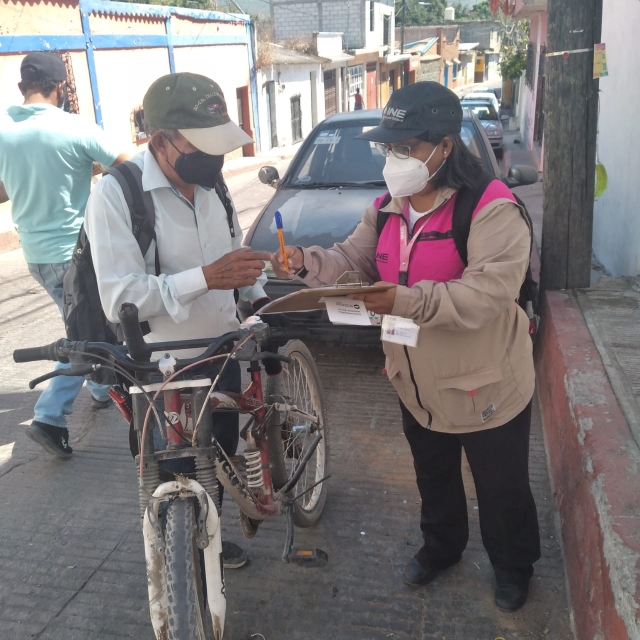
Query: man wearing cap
84 73 272 569
0 52 129 458
272 82 540 611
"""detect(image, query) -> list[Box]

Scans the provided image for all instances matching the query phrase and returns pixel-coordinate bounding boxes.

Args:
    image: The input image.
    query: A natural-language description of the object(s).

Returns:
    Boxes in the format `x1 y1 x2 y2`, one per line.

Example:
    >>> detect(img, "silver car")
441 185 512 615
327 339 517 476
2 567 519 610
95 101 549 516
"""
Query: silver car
460 100 504 159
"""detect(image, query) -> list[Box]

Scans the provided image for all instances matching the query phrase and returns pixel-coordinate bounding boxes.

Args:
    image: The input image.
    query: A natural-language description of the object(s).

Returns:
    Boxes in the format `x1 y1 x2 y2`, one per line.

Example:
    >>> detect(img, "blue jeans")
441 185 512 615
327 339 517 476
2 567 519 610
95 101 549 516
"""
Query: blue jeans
27 262 111 429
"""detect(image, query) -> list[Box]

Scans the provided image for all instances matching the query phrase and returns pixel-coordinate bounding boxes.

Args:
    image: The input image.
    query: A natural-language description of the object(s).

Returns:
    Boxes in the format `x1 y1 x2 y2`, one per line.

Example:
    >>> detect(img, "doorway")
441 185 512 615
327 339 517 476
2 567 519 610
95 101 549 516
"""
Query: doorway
265 81 277 149
236 86 254 157
366 62 377 109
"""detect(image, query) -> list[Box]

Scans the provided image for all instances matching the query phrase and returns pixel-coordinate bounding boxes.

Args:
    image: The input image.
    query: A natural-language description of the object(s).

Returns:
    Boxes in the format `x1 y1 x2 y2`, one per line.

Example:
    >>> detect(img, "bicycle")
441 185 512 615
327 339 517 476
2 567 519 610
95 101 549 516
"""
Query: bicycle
13 303 329 640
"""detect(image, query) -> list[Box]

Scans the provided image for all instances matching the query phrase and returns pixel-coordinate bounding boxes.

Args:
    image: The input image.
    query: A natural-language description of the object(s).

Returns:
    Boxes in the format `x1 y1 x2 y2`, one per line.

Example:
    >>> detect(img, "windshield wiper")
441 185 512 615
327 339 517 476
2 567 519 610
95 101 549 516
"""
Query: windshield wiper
291 181 386 189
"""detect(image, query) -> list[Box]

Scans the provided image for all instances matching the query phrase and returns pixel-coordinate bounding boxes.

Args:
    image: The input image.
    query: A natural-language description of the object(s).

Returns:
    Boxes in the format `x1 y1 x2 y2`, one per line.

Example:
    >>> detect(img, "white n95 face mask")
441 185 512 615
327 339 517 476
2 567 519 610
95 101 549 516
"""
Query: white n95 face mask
382 144 444 198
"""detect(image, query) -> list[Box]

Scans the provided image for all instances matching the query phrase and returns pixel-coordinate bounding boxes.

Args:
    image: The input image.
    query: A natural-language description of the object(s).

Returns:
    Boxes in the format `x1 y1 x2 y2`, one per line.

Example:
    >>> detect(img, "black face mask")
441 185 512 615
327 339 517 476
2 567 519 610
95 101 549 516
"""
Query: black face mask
57 86 66 110
166 137 224 188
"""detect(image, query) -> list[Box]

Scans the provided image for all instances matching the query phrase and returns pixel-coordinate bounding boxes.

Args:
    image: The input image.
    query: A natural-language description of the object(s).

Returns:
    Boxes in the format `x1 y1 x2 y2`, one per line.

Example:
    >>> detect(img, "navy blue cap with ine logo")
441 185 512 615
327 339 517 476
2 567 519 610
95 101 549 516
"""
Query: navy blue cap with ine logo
356 81 463 143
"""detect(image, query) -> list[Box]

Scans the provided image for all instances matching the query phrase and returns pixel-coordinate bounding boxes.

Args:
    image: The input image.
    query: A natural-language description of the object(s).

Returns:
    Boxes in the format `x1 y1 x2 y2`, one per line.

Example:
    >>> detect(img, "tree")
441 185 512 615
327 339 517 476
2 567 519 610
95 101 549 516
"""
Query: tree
401 0 447 26
453 1 494 22
497 8 529 80
113 0 217 6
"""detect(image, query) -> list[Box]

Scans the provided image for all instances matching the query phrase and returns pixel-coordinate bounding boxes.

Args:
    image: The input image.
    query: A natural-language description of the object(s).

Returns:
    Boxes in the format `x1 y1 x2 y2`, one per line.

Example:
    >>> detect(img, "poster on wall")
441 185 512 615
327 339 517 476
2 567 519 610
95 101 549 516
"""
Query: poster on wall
593 43 608 79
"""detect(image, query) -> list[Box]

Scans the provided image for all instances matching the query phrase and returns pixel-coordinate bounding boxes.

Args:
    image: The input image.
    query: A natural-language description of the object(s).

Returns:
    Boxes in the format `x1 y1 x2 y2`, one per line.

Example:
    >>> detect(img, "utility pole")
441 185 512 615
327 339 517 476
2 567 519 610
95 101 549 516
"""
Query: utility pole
541 0 603 290
399 0 407 87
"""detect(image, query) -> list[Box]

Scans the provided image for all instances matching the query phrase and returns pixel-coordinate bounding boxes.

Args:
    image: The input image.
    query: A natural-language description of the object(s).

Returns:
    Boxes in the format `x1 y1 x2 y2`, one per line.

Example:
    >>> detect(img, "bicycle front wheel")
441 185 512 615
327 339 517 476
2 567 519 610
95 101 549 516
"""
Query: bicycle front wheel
164 498 210 640
266 340 329 528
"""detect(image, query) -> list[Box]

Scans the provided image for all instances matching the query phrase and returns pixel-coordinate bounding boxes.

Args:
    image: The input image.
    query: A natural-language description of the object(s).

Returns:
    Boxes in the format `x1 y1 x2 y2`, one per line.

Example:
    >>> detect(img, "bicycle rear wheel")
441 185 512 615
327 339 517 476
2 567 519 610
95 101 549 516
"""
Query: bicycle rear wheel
266 340 328 528
164 498 210 640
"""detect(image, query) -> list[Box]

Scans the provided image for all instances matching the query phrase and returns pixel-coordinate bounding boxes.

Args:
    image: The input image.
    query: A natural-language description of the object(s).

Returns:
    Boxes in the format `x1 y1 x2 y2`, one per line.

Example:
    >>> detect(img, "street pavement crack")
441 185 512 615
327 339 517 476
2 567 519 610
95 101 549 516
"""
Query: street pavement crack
32 535 129 640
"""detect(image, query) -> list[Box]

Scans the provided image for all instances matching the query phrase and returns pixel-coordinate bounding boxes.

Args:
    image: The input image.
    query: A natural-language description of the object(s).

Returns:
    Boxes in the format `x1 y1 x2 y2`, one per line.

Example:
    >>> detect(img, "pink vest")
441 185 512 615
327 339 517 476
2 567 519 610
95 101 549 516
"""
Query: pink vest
375 181 516 286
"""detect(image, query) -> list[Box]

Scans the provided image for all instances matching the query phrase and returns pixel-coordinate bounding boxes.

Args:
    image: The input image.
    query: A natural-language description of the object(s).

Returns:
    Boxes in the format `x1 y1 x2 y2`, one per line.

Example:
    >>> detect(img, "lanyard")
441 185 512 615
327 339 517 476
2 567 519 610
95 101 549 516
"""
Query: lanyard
398 215 430 286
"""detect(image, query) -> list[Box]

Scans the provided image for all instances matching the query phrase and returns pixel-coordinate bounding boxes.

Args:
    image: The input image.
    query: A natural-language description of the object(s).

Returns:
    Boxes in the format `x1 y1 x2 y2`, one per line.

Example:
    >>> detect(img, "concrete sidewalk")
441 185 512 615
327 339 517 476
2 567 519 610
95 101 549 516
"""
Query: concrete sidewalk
512 166 640 639
222 141 301 179
0 247 574 638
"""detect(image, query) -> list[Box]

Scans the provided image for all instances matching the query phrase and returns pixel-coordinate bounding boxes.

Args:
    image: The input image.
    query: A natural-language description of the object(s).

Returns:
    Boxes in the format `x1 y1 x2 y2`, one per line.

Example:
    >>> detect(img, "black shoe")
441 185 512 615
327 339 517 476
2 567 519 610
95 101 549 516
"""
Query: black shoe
25 421 73 459
222 541 248 569
495 581 529 612
403 554 461 587
92 396 112 410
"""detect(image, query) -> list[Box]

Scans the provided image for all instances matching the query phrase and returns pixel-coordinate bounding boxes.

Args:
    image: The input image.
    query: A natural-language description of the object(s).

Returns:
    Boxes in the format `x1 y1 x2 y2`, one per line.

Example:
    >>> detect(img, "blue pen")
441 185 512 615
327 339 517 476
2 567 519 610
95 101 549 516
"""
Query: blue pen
274 211 289 272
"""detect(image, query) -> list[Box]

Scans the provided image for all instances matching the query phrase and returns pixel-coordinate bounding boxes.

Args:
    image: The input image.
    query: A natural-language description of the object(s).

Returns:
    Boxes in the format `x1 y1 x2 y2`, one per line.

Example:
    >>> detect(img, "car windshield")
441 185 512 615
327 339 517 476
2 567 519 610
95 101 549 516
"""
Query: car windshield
463 103 499 121
286 120 490 187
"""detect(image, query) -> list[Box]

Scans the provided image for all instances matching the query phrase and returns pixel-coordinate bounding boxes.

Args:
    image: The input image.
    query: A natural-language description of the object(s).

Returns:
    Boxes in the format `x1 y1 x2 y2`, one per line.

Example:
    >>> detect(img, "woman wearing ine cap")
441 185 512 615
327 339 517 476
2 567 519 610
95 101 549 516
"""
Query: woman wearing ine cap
271 82 540 612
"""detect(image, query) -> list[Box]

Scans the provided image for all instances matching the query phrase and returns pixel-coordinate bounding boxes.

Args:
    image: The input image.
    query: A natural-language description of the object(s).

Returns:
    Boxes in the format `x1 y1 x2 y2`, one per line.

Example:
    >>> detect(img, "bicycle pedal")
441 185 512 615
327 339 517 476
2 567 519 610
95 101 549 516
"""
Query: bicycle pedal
290 548 328 568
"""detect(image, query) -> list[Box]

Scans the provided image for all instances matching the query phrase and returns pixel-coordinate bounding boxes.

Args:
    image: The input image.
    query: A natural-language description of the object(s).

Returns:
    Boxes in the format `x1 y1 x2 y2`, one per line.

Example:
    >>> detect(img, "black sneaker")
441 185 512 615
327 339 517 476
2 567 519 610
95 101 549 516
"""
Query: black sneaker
403 554 461 587
25 421 73 459
92 396 112 410
495 581 530 612
222 541 248 569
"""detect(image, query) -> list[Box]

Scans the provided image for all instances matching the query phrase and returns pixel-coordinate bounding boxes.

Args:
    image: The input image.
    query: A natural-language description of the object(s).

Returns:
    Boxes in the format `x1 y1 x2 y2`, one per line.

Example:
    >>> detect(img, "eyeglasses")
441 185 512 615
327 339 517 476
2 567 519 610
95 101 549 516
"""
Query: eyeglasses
374 141 422 160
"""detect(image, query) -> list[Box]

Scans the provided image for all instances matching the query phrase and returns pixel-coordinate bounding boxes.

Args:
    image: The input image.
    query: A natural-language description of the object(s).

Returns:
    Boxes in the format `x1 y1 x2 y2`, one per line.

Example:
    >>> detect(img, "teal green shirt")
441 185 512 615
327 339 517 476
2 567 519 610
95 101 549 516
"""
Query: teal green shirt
0 104 119 264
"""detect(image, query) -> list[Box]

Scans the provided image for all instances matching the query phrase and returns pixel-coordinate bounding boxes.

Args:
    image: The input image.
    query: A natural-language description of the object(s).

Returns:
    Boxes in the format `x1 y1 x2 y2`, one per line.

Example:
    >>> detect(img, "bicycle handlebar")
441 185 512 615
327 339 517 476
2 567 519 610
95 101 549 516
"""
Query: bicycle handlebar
13 303 294 374
118 303 151 363
13 340 62 363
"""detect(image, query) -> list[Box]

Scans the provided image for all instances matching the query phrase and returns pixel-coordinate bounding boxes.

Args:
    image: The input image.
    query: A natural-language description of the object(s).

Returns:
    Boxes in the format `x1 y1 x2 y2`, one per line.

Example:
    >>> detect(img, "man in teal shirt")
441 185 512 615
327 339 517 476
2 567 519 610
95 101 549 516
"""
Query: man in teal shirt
0 52 128 458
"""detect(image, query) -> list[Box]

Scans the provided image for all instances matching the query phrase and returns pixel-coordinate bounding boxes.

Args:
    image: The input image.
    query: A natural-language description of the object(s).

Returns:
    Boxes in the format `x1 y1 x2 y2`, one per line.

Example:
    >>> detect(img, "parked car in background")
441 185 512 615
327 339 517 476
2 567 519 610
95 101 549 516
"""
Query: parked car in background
461 101 504 158
462 91 500 114
241 109 537 342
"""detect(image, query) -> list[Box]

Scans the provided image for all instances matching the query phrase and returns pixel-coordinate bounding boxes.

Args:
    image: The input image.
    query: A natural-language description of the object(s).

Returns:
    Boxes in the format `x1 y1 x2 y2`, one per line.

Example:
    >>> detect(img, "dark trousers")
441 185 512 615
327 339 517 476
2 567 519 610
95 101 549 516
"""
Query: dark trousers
401 402 541 584
142 359 241 499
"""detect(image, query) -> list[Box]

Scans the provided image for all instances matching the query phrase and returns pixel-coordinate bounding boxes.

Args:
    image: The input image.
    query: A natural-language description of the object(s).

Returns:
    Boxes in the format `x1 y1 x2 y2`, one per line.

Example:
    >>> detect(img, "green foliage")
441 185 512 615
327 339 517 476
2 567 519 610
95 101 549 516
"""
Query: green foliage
453 1 493 22
497 8 529 80
112 0 215 6
401 0 447 26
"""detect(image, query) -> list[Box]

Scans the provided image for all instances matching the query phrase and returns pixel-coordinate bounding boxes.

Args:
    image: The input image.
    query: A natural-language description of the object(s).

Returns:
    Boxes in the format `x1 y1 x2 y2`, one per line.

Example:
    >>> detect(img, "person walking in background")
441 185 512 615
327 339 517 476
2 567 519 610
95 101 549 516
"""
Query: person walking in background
354 87 364 110
0 52 129 458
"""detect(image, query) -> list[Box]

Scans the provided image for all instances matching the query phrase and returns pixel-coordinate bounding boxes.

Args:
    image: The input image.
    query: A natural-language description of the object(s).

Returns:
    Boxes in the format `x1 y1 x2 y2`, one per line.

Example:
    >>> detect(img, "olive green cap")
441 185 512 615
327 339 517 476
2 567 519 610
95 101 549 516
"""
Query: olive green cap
143 72 252 155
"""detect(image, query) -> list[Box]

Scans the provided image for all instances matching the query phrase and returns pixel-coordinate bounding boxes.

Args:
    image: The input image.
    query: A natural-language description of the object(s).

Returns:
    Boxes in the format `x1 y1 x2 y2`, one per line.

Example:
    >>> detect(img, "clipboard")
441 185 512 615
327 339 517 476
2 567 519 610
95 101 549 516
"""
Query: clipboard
257 272 394 314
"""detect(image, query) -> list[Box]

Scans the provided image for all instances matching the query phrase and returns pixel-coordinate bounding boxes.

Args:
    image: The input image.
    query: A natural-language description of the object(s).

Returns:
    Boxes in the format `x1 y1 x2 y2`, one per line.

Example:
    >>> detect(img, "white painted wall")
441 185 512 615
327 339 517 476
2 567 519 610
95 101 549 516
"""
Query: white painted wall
364 1 394 51
257 62 325 150
592 0 640 276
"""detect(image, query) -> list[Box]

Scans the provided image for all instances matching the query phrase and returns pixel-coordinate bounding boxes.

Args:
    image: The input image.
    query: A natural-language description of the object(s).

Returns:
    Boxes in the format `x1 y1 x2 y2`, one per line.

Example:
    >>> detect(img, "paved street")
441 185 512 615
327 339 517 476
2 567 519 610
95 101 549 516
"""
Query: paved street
0 169 573 640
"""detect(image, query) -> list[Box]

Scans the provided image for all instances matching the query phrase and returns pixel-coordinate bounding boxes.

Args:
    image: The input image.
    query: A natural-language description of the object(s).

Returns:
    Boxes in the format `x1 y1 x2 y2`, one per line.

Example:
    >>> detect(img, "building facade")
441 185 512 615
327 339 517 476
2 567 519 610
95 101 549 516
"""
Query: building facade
592 0 640 276
0 0 258 155
271 0 398 111
257 44 327 150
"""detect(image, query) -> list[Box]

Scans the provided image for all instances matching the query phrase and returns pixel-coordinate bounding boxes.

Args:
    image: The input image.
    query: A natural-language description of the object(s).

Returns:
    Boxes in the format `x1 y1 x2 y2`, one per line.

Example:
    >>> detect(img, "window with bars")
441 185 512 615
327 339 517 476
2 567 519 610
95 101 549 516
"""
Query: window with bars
291 95 302 143
383 14 391 46
525 43 536 89
347 65 364 95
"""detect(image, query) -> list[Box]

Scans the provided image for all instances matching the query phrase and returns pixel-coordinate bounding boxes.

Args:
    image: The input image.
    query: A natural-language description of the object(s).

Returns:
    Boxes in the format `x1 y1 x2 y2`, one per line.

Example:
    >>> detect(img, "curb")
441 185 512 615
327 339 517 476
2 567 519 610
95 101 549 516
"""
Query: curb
535 289 640 640
0 228 19 254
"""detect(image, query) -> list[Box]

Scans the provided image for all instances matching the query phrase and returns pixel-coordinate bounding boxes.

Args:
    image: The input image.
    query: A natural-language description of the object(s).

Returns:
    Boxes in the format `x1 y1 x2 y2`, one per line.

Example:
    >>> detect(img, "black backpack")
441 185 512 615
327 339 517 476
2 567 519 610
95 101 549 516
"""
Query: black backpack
62 161 235 383
375 173 540 336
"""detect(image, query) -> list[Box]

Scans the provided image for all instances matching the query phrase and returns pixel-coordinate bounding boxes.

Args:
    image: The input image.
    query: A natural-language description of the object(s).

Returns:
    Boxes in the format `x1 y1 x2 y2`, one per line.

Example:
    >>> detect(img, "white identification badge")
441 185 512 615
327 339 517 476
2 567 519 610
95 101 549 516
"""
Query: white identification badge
381 315 420 347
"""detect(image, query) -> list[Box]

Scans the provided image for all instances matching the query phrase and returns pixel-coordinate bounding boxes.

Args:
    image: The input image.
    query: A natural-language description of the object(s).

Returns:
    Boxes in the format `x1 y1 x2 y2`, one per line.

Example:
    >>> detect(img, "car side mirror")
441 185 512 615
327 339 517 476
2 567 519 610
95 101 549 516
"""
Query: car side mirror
505 165 539 188
259 166 280 188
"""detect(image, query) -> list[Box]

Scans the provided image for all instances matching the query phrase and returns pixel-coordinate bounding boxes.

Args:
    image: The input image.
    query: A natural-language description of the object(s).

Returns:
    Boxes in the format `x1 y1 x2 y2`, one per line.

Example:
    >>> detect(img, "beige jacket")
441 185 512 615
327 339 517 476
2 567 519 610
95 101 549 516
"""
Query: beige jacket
298 187 535 433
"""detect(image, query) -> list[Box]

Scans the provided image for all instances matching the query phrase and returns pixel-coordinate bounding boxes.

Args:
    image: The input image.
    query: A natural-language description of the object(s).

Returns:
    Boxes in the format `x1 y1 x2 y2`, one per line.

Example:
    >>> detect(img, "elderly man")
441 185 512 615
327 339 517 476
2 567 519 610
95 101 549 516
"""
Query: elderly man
84 72 272 568
0 52 128 458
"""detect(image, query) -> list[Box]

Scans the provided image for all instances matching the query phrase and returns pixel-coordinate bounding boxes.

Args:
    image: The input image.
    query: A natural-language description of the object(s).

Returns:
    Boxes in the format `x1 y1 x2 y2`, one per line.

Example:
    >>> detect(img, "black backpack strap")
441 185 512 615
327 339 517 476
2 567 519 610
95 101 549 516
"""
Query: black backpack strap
104 162 160 276
104 161 159 337
214 174 236 238
451 173 495 266
375 192 393 236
